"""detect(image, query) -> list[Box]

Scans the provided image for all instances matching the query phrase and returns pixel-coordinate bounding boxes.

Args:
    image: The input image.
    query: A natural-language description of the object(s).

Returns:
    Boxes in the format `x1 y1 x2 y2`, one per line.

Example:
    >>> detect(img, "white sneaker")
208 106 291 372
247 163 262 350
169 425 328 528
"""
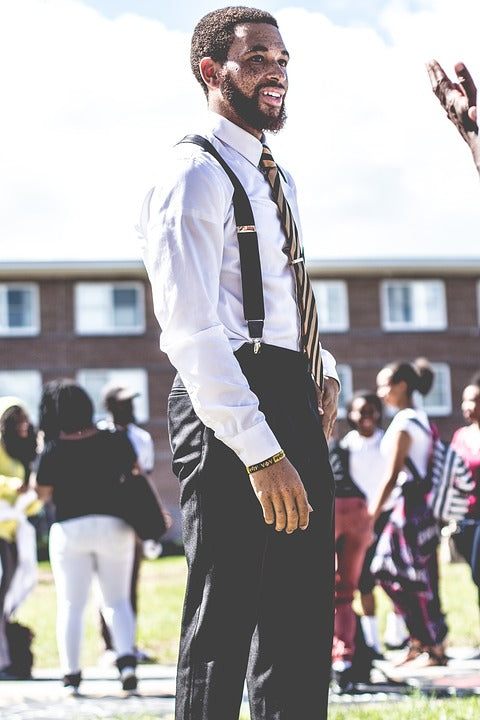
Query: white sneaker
384 611 409 650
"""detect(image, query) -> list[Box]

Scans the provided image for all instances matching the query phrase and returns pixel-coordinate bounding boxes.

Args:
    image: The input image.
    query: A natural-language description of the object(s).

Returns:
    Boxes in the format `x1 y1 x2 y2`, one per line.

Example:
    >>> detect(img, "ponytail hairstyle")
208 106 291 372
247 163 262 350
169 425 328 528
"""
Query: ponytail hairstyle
385 357 434 397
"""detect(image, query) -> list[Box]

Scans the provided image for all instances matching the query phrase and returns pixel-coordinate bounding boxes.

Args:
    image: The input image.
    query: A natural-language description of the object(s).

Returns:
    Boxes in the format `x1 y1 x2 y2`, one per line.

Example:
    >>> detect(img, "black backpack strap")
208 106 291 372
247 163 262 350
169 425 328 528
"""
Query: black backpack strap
403 415 432 492
408 416 432 436
177 134 265 350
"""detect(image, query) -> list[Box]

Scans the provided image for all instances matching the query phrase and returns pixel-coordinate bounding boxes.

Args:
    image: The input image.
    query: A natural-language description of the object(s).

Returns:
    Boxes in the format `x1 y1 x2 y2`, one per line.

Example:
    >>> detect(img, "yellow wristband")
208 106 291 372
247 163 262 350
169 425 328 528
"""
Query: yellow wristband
246 450 285 475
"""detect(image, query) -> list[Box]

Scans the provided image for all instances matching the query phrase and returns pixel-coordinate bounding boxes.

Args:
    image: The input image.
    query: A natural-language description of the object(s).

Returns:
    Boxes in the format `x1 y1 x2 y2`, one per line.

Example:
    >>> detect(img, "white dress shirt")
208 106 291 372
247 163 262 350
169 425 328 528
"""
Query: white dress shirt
140 111 338 467
126 424 154 475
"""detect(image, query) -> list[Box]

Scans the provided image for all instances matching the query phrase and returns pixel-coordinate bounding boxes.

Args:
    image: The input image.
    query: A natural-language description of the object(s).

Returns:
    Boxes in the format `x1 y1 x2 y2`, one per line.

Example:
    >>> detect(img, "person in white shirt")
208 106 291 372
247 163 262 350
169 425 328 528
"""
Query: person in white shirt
426 59 479 177
329 391 384 691
139 7 339 720
370 358 448 668
99 384 156 665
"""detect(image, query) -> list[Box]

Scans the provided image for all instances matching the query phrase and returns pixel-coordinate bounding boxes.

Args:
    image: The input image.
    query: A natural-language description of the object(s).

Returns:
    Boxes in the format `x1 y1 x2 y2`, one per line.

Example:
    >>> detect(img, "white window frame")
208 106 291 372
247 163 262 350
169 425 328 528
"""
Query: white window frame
336 364 353 420
477 281 480 325
0 370 42 423
77 368 149 424
74 282 145 336
312 280 349 332
0 283 40 337
380 280 447 332
414 362 452 417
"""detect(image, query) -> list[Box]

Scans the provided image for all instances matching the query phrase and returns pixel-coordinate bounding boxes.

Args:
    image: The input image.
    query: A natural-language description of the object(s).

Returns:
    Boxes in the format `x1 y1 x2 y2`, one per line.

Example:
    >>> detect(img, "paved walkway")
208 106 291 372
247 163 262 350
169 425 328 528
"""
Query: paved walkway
1 648 480 719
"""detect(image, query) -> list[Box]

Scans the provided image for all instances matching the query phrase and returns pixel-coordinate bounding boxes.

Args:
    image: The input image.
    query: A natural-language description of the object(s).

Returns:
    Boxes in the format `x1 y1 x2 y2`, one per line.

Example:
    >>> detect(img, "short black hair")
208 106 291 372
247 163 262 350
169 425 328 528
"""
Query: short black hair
469 370 480 388
190 6 278 97
39 378 75 442
43 381 94 435
346 390 382 429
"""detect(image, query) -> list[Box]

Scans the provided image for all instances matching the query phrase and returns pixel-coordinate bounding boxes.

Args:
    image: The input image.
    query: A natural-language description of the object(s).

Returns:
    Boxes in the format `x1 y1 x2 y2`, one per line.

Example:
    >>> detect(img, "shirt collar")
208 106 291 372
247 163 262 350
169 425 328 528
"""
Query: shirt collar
206 111 264 167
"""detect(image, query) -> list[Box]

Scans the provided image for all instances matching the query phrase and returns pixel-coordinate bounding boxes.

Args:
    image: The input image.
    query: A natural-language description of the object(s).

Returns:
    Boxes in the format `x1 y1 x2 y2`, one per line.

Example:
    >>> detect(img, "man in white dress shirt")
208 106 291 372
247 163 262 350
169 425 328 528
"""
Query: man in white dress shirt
140 7 338 719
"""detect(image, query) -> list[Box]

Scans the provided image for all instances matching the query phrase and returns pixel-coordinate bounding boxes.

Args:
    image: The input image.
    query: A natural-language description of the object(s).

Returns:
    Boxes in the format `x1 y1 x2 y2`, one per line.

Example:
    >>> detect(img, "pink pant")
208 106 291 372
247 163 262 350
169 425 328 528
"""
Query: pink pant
333 496 373 664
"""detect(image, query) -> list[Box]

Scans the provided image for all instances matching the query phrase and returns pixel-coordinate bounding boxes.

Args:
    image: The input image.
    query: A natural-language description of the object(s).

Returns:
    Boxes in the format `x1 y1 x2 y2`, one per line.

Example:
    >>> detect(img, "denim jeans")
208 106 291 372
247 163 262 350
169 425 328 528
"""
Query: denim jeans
168 344 335 720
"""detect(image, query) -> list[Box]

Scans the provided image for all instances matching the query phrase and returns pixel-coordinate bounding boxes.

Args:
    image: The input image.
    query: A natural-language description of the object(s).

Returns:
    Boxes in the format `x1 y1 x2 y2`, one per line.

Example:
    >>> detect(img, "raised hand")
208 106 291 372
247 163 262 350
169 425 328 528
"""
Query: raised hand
426 59 480 175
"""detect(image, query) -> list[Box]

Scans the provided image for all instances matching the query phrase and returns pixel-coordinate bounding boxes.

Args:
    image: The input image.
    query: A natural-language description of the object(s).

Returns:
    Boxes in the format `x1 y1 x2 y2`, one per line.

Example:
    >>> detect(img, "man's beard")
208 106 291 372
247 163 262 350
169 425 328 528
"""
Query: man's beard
221 73 287 133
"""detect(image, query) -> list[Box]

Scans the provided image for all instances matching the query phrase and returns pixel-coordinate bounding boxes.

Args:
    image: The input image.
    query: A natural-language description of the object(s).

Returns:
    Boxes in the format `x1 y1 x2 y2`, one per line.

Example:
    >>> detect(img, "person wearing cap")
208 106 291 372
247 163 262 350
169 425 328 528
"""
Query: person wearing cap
102 386 154 476
99 384 156 664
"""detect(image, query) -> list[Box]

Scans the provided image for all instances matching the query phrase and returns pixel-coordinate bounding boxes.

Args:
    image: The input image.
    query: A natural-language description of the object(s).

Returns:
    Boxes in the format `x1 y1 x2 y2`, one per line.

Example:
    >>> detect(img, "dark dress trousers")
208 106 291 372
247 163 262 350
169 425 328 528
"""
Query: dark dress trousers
168 343 335 720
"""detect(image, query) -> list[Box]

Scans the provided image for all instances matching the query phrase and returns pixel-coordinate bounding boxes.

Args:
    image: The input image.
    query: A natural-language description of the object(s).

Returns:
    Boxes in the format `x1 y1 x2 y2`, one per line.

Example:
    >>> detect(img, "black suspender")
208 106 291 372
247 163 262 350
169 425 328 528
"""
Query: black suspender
177 134 265 352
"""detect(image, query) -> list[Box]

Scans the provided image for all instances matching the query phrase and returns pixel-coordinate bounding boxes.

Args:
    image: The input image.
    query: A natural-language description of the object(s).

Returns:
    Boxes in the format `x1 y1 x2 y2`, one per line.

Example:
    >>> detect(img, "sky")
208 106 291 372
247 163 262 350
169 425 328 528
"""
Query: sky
1 0 479 262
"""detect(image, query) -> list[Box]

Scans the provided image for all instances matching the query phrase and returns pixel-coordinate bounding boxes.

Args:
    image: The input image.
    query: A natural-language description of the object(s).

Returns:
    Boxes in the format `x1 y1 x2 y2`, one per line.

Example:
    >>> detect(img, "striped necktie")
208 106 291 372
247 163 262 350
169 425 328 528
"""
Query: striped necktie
260 143 323 389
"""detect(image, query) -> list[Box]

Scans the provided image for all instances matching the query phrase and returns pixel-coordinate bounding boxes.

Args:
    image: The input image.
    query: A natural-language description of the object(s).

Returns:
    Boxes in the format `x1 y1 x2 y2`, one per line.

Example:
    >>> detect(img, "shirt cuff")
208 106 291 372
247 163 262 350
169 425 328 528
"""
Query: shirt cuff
227 420 283 468
321 349 340 387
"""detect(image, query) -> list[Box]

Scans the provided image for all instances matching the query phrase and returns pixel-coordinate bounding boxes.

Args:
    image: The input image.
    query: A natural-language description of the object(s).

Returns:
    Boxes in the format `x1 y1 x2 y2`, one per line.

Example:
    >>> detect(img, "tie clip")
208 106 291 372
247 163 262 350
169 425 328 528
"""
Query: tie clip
290 257 304 265
237 225 256 233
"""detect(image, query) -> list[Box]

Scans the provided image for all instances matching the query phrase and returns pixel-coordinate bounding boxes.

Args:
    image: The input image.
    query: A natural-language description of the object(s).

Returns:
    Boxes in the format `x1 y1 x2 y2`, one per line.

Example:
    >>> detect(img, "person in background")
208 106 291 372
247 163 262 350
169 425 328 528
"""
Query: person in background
426 59 479 177
34 381 139 695
0 398 37 487
350 394 409 657
450 372 480 622
329 391 382 691
370 359 448 668
0 398 41 678
34 379 76 557
99 383 156 665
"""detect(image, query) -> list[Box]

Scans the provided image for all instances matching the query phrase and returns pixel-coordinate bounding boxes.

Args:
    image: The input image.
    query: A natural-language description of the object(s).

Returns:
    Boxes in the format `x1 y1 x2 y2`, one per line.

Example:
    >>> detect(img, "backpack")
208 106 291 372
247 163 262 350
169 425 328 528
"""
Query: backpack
408 418 474 523
5 621 34 679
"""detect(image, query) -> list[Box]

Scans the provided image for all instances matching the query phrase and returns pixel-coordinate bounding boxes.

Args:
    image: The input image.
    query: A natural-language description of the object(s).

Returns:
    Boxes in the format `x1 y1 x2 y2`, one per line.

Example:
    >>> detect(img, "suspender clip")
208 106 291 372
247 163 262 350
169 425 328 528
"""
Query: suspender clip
253 340 261 354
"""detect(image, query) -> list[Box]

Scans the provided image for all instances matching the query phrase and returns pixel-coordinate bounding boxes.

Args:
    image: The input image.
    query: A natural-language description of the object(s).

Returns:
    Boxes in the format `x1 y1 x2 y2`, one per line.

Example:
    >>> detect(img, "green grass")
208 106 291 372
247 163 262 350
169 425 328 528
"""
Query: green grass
17 555 187 668
13 554 480 719
18 554 480 669
75 695 480 720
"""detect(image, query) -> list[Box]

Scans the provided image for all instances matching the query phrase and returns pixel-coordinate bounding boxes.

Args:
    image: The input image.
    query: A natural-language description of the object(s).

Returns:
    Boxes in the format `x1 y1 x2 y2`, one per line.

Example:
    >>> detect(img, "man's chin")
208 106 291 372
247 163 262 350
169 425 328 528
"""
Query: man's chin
261 114 287 133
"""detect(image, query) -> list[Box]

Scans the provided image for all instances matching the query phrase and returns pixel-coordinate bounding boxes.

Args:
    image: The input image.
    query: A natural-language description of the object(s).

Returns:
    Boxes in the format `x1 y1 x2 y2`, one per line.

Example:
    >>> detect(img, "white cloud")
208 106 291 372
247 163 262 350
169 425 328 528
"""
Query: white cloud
1 0 479 261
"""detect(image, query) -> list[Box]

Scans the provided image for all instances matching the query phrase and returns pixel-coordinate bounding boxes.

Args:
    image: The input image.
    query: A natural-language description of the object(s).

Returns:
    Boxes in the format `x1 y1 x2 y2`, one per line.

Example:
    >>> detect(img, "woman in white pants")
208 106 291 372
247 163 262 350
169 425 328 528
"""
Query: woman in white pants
35 381 138 695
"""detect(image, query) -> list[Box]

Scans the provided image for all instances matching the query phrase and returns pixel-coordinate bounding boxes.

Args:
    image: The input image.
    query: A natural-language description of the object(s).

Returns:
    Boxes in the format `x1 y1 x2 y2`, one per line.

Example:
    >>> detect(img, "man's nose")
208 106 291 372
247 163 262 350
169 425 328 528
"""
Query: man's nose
266 61 286 81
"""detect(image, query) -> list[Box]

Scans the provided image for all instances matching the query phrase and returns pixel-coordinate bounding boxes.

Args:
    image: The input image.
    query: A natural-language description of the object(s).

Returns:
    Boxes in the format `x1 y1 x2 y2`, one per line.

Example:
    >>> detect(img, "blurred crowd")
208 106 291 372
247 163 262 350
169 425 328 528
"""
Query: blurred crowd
329 359 480 693
0 379 163 695
1 359 479 697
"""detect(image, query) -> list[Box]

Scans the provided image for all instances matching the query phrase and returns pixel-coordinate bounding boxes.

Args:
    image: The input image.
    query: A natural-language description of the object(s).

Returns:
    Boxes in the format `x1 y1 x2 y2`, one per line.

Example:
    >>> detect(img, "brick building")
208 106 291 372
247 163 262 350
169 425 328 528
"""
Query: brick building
1 257 479 540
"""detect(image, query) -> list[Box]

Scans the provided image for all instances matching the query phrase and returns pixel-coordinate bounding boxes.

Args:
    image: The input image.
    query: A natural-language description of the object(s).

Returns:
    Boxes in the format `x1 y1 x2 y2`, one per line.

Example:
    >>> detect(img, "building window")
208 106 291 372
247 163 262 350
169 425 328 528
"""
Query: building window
312 280 349 332
381 280 446 331
336 364 353 419
77 368 149 424
414 363 452 417
0 284 39 336
74 282 145 335
477 281 480 325
0 370 42 423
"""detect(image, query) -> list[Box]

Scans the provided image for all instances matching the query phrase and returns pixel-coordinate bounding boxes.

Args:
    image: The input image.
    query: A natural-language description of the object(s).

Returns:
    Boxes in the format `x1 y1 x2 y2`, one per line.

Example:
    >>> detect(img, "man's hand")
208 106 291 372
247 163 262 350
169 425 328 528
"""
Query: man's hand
426 59 480 173
316 376 339 442
249 457 312 534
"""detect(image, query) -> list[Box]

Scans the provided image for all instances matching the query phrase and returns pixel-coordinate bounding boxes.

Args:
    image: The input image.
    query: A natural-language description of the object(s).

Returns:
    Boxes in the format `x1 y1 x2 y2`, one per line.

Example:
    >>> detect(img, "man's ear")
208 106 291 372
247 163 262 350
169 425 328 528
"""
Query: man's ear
199 57 221 90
